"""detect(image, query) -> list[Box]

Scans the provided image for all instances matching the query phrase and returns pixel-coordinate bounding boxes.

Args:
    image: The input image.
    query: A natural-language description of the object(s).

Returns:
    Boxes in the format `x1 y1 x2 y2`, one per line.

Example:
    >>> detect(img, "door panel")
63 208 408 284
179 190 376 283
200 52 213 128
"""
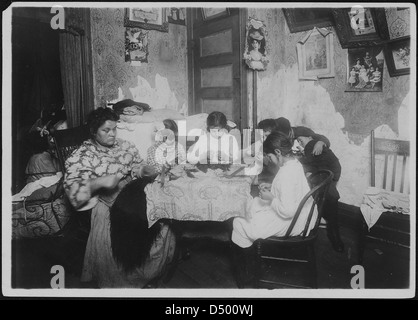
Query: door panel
188 8 247 130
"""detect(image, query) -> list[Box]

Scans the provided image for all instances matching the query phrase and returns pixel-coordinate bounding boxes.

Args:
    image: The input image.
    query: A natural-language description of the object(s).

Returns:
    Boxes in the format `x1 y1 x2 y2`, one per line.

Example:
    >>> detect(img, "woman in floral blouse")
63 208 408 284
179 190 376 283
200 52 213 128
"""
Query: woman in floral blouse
64 107 175 288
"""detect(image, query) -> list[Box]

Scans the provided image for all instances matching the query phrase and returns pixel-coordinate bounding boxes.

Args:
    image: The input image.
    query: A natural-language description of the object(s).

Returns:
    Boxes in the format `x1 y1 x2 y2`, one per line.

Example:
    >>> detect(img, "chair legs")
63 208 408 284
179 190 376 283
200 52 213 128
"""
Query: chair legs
308 244 318 288
230 242 256 288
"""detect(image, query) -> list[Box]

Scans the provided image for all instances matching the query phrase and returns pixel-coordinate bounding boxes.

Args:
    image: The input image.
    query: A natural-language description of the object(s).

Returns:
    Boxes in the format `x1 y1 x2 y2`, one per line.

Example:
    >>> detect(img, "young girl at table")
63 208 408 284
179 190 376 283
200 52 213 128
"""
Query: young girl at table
187 111 240 165
146 119 186 174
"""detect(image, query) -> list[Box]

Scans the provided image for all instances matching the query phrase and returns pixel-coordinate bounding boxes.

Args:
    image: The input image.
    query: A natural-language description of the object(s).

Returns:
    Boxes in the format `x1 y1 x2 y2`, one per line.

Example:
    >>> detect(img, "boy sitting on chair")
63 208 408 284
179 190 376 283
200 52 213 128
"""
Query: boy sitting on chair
295 127 345 253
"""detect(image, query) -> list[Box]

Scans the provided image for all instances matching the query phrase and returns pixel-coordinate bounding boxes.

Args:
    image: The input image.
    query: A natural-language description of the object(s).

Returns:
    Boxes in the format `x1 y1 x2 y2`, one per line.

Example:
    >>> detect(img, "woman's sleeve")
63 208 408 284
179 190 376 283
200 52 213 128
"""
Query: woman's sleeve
311 133 331 148
147 144 163 173
231 135 241 163
126 141 143 167
270 168 304 219
64 148 94 210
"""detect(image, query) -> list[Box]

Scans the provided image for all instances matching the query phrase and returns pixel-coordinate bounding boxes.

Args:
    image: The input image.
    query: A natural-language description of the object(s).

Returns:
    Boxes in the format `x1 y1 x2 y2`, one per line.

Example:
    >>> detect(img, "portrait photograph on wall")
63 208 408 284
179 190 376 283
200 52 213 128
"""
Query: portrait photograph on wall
384 36 410 77
125 27 149 63
345 46 384 92
243 17 269 71
167 7 186 25
296 27 335 80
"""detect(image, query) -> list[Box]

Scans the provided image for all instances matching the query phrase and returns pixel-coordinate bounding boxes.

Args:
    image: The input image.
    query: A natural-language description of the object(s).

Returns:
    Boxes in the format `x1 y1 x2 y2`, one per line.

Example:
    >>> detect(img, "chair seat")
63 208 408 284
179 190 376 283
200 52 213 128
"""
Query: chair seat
260 232 318 245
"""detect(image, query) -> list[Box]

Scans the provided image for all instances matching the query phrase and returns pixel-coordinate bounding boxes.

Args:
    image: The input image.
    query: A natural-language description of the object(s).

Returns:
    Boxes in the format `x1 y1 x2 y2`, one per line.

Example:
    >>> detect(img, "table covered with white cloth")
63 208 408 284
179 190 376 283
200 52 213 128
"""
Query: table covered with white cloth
145 169 253 228
360 186 410 230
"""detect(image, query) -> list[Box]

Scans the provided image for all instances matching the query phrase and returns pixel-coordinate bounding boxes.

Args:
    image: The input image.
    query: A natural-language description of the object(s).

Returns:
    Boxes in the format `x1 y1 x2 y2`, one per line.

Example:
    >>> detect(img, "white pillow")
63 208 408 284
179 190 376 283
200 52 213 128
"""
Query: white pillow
116 122 160 160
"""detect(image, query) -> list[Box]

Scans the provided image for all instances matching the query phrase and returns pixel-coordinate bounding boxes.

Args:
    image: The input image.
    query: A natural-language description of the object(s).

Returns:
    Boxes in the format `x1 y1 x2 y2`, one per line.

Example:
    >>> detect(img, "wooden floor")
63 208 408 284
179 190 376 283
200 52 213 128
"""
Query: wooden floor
10 219 411 292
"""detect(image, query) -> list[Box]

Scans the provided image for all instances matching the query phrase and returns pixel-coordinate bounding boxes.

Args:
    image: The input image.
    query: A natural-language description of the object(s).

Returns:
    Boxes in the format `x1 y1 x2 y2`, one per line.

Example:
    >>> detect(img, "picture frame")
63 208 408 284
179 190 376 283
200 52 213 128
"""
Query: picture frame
296 27 335 80
167 7 186 26
201 8 230 21
125 27 149 63
345 46 385 92
282 8 335 33
243 17 269 71
332 8 390 48
124 8 168 32
384 36 410 77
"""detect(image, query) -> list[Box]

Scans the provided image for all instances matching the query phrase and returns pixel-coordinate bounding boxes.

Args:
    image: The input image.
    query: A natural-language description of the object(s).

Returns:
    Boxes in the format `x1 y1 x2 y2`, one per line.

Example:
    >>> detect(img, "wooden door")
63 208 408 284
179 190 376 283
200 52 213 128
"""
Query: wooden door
187 8 247 130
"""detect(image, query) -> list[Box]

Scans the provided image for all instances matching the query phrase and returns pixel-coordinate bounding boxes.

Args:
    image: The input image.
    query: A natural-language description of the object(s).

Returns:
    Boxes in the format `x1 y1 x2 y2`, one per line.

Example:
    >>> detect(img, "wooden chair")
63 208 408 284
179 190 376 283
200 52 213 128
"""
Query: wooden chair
358 130 410 264
53 125 90 175
253 169 334 289
52 124 91 238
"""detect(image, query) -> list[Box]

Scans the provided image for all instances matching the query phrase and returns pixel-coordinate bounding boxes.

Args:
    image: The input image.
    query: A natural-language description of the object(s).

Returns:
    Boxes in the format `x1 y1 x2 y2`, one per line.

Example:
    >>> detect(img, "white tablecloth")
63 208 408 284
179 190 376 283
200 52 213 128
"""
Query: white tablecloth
145 173 253 227
360 186 410 230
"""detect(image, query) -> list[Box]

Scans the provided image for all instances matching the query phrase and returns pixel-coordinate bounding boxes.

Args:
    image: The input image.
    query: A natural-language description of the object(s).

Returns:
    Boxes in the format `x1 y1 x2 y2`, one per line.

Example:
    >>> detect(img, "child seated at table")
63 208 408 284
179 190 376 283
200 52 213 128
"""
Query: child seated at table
187 111 240 165
295 127 344 253
231 131 316 286
146 119 186 174
232 131 316 248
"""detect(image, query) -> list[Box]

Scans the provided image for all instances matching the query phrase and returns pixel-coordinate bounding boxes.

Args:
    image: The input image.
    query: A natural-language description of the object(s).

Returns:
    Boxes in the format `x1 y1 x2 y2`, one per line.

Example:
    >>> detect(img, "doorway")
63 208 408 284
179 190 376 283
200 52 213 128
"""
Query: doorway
187 8 248 130
12 9 64 193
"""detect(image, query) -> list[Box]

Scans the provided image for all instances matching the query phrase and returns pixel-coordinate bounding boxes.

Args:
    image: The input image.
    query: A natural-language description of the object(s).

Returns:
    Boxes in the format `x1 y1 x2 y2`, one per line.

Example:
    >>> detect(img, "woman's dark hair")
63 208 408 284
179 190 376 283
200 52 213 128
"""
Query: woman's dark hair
206 111 227 131
110 177 163 273
87 107 119 135
163 119 178 136
263 131 294 157
257 119 277 132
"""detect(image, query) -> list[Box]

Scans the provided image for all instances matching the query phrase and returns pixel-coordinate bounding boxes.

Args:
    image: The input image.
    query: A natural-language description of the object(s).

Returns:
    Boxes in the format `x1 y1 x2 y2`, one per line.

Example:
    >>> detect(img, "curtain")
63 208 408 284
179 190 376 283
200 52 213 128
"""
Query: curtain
59 8 94 128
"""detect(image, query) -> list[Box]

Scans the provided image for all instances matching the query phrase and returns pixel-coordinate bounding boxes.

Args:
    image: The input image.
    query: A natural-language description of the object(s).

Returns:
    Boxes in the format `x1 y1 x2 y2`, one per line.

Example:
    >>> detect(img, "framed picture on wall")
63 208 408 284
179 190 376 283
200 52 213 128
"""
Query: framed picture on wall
332 8 389 48
345 46 384 92
167 7 186 25
283 8 335 33
384 36 410 77
201 8 230 20
125 28 149 63
124 8 168 32
296 27 335 80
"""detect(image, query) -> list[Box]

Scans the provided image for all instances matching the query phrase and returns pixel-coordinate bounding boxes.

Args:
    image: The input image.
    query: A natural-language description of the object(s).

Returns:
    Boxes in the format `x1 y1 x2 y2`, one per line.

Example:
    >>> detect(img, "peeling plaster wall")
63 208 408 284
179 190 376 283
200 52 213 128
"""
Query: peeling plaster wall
249 8 412 206
90 8 188 113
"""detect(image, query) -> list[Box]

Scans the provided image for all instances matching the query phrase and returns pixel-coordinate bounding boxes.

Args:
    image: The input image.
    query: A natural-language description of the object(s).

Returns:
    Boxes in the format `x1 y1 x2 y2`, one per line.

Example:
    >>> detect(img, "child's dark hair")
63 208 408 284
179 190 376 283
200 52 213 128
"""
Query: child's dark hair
87 107 119 136
163 119 178 136
275 117 292 136
263 131 294 157
257 119 277 132
206 111 227 131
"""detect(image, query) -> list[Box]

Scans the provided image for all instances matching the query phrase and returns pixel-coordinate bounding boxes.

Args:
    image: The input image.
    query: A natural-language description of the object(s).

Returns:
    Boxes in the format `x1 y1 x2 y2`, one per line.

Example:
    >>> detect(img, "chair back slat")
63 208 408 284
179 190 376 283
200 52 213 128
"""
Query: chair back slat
383 154 388 189
370 130 410 194
391 154 397 191
52 125 90 174
284 170 333 239
400 156 407 193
